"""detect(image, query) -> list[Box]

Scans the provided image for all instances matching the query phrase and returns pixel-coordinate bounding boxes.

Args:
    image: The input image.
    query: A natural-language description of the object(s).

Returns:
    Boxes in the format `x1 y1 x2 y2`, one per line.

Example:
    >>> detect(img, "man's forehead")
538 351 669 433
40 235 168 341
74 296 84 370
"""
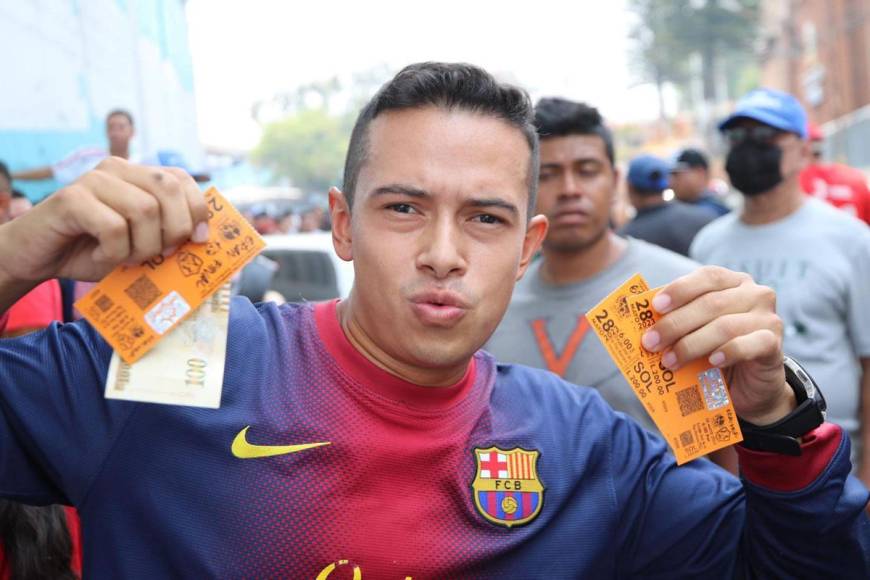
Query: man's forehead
540 134 608 164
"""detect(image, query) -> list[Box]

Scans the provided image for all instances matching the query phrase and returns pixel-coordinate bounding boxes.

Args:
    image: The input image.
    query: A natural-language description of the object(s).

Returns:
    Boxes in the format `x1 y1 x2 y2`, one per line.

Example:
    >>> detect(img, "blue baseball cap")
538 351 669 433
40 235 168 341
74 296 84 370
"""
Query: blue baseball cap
627 154 671 192
718 88 808 139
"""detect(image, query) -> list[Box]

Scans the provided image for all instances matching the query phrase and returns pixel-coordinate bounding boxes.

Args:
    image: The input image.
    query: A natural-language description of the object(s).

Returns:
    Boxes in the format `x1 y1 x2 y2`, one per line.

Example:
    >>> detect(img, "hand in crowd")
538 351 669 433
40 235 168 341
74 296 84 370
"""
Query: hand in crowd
0 157 208 285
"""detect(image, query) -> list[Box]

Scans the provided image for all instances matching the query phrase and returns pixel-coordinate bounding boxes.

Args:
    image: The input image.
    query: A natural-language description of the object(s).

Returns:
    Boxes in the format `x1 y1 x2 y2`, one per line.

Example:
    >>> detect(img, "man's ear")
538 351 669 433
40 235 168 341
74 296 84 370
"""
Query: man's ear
329 187 353 262
517 214 548 281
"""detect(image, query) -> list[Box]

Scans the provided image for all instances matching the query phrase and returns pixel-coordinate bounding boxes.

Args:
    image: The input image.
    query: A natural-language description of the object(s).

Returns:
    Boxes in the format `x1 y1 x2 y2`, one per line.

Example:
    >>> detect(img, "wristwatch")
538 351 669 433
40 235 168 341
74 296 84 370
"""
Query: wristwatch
737 356 827 456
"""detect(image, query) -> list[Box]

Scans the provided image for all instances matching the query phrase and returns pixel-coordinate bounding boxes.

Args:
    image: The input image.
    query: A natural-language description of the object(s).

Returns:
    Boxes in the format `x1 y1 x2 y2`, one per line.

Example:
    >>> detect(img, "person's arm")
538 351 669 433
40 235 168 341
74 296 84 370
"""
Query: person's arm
613 266 870 576
0 158 208 502
11 166 53 181
859 358 870 488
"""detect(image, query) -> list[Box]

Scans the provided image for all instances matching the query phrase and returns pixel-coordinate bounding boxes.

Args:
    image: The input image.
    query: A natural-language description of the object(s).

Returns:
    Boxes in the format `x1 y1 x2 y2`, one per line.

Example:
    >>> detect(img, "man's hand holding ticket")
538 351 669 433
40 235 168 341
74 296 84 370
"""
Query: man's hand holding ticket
75 187 263 364
589 267 794 464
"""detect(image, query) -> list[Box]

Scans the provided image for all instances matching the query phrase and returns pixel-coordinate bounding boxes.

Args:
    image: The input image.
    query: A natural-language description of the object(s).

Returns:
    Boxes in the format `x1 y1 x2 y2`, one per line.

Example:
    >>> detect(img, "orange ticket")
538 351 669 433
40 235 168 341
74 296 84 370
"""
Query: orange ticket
75 187 264 364
587 277 743 464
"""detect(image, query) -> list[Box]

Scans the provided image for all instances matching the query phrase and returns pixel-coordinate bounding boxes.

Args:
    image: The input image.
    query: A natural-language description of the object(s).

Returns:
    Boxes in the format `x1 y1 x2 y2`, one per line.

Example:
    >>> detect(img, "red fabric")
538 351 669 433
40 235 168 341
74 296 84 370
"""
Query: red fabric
4 280 63 335
65 507 82 575
800 163 870 224
737 422 842 492
0 507 81 579
314 299 477 411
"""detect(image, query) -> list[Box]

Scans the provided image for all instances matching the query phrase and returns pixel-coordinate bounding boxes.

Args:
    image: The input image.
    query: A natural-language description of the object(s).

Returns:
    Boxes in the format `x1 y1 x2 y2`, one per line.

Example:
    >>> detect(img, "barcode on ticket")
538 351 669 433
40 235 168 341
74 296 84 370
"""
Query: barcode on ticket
676 385 705 416
125 275 162 310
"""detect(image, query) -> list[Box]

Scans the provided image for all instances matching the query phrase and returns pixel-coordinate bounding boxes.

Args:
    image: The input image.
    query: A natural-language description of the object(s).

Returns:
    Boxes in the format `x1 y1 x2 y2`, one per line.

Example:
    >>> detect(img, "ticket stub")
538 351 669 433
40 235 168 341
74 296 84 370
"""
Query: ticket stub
587 277 743 464
76 187 263 364
584 274 656 416
105 283 230 408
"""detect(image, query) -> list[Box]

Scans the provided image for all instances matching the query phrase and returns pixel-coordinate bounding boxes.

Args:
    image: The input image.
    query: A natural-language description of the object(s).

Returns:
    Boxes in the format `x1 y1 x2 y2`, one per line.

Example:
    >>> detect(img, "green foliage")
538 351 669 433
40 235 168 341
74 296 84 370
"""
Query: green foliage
628 0 761 104
251 67 393 196
253 107 350 195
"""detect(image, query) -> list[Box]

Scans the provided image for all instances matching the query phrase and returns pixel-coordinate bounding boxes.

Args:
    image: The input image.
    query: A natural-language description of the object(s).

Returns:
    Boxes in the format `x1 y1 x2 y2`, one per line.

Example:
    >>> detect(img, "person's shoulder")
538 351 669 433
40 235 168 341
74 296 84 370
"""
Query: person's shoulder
674 201 717 222
691 212 738 252
228 297 312 339
627 237 699 274
805 197 869 234
492 360 613 420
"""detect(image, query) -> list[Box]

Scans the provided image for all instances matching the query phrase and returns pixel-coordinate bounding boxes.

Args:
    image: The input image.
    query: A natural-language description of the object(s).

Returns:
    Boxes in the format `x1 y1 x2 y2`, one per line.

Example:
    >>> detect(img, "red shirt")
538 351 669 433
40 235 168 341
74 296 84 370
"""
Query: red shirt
800 163 870 224
4 280 63 335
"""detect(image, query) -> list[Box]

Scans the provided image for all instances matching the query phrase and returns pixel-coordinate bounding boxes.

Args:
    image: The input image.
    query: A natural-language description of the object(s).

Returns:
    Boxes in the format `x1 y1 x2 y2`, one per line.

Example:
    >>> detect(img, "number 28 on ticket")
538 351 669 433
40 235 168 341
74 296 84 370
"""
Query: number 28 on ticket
586 275 742 464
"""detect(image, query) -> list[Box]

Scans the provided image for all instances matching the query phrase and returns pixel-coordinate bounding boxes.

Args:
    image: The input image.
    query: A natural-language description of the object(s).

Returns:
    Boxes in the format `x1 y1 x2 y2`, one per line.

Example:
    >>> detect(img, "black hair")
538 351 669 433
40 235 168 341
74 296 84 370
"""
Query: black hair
0 501 77 579
11 190 26 199
342 62 539 217
533 98 615 167
0 161 10 184
106 109 134 127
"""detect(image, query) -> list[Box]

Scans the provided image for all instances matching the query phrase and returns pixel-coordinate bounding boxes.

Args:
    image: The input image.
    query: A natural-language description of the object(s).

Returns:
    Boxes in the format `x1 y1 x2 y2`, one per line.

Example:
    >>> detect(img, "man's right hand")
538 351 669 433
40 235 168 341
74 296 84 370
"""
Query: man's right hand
0 157 209 306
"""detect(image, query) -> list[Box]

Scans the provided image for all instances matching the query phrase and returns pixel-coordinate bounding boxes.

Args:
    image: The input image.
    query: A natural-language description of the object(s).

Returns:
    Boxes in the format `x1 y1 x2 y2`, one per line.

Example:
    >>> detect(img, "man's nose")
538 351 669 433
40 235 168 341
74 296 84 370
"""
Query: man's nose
416 218 467 279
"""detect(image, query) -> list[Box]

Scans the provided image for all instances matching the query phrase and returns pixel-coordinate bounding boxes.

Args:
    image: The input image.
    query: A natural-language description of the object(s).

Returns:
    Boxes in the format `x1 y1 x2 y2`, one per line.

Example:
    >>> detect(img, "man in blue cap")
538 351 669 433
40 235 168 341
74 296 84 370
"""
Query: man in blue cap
691 88 870 485
620 153 717 256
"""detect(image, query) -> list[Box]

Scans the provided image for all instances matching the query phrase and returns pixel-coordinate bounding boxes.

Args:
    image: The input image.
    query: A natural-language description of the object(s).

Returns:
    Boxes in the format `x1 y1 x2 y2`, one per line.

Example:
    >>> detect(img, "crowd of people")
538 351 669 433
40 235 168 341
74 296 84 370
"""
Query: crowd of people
0 62 868 577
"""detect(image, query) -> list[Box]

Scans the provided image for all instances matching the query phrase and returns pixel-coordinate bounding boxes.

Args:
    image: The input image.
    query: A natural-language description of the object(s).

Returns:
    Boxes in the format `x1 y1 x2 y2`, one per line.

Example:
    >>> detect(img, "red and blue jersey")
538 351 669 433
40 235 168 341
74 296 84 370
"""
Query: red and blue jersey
0 299 868 578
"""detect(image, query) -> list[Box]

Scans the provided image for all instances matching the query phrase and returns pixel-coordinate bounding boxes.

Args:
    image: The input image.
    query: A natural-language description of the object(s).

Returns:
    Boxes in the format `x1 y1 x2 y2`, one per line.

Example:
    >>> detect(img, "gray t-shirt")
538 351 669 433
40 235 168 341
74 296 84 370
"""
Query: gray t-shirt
691 198 870 448
486 237 699 433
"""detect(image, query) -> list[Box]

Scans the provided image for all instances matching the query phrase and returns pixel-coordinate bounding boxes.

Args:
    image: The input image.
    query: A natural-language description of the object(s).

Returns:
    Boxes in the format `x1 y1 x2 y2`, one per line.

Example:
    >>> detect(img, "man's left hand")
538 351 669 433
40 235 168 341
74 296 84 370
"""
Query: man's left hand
641 266 795 426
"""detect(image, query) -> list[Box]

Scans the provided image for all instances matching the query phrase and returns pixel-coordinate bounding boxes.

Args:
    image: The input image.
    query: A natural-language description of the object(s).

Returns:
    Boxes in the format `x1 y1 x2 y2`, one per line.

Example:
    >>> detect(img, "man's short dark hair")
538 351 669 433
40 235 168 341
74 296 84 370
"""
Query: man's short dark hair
533 98 615 167
0 161 10 184
342 62 539 217
106 109 134 126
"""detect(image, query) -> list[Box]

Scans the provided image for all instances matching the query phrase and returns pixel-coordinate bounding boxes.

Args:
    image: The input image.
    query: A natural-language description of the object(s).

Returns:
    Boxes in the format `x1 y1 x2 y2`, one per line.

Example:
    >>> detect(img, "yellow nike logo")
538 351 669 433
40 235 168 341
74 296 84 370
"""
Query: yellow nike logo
231 426 331 459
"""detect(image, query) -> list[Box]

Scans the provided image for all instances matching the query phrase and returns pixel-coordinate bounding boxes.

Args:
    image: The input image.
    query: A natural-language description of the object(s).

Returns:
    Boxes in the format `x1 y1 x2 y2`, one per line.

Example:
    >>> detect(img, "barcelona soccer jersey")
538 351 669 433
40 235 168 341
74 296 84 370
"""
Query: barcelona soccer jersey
0 299 868 578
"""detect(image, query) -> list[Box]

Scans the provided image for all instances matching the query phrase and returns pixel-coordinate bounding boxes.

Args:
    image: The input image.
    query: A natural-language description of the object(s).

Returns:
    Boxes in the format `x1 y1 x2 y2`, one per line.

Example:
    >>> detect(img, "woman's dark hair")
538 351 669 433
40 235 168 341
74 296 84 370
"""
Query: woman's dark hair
342 62 540 217
0 501 77 579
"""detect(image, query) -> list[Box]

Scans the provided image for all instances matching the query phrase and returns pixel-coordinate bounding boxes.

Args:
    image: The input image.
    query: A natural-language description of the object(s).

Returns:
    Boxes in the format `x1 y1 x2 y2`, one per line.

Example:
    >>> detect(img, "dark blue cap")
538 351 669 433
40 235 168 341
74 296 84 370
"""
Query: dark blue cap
627 154 670 192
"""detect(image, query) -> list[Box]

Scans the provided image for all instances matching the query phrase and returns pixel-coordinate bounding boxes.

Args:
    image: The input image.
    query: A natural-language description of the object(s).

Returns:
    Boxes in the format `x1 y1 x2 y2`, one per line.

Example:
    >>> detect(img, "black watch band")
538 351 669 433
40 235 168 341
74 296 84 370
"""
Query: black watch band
738 356 827 456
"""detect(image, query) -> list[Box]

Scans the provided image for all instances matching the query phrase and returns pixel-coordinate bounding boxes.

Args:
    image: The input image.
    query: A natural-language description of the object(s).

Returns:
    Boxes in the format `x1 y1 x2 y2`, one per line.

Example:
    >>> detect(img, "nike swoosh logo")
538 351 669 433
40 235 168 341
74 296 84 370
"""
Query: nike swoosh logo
231 426 331 459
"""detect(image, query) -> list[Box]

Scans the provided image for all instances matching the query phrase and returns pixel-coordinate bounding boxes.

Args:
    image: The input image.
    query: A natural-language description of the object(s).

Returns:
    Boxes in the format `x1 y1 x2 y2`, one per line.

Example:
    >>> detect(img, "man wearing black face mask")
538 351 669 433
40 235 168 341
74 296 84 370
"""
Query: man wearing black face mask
690 88 870 487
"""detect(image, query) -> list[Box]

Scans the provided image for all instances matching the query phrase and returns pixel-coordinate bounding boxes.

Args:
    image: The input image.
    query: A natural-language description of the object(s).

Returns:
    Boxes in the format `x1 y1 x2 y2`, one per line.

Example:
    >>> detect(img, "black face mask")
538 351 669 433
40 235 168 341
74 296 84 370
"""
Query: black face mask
725 140 783 197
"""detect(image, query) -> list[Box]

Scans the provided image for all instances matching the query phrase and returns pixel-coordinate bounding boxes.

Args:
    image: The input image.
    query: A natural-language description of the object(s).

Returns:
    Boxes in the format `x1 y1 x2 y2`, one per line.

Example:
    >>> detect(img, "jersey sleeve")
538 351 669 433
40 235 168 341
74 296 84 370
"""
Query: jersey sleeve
606 397 870 578
0 320 136 506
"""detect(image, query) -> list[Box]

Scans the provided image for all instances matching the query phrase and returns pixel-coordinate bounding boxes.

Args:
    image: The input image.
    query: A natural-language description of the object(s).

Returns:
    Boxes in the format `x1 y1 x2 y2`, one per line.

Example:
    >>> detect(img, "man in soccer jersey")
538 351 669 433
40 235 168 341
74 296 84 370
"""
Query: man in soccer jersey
0 63 867 578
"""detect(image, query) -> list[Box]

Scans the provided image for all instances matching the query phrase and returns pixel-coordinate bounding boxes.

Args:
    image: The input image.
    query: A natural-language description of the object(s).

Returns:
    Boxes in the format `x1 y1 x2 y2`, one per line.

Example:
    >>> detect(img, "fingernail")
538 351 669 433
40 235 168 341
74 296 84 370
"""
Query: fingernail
662 351 678 369
642 330 660 351
192 222 209 243
162 245 177 257
709 351 726 367
652 293 672 313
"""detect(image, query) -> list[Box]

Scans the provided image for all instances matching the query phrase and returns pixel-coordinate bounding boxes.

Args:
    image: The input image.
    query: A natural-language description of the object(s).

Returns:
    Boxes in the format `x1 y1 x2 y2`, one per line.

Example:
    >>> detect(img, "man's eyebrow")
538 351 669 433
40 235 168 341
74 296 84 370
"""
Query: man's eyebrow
468 197 519 216
369 184 429 198
369 185 519 216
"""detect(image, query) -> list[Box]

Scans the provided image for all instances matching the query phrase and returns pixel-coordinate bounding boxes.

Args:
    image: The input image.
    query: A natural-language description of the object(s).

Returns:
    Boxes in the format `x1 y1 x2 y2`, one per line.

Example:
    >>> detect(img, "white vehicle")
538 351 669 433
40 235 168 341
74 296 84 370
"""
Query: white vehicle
257 232 354 302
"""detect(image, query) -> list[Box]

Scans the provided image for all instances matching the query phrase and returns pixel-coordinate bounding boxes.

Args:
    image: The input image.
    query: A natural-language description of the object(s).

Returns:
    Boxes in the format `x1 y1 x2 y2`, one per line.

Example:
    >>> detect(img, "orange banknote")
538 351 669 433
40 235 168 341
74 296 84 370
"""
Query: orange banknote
587 276 742 464
75 187 264 364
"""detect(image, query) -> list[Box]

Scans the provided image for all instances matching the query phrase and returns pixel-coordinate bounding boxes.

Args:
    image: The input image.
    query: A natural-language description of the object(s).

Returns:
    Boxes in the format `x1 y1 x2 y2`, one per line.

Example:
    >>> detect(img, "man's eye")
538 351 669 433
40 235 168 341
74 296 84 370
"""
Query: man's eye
474 214 504 225
388 203 414 214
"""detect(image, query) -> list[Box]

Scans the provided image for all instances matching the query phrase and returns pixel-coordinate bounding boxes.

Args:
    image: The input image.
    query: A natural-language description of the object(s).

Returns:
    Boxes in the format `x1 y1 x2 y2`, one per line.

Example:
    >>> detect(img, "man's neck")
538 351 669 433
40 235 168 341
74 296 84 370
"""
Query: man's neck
336 296 469 387
110 147 130 160
539 230 627 286
740 180 805 225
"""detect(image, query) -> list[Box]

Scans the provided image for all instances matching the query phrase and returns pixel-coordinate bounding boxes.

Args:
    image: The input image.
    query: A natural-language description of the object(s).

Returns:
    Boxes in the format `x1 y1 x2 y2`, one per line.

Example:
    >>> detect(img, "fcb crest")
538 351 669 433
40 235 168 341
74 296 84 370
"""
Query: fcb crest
471 446 544 528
